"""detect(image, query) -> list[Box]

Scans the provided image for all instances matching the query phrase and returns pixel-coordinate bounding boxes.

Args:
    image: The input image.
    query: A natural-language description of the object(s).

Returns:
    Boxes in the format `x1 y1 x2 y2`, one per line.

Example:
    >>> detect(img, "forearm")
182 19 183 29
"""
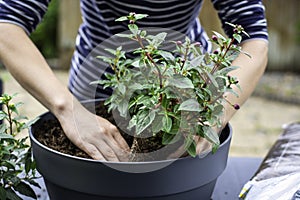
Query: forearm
0 23 130 160
0 23 73 116
223 39 268 125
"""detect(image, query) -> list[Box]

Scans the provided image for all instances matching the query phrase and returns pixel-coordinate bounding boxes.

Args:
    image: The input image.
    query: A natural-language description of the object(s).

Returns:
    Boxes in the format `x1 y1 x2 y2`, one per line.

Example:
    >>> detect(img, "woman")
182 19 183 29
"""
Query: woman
0 0 268 161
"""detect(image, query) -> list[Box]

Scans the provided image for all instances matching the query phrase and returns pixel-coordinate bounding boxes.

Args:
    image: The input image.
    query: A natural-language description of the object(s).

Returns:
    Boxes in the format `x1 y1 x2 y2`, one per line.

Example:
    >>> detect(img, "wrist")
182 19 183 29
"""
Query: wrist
50 92 76 118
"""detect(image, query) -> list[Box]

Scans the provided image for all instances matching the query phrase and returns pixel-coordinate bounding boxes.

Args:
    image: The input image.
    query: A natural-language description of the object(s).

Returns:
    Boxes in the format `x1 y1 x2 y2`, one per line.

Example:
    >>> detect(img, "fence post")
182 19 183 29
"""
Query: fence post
263 0 300 72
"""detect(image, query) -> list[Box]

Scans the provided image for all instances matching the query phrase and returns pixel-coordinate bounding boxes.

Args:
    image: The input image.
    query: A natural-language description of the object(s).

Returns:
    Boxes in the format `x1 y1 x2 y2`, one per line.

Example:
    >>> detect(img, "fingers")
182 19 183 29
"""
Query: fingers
112 129 130 152
76 131 128 162
105 138 130 162
87 126 129 162
94 142 120 162
95 119 130 161
81 143 105 160
107 124 130 152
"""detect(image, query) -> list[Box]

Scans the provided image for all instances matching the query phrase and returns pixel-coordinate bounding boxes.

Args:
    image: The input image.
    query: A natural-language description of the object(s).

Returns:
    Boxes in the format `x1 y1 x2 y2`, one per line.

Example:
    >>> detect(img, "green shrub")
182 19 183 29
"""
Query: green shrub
0 94 39 200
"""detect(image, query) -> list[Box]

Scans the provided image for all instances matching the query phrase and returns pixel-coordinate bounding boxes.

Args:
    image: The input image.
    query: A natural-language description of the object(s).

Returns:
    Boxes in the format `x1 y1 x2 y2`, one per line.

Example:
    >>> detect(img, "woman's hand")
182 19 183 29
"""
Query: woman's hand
167 135 213 159
56 100 130 161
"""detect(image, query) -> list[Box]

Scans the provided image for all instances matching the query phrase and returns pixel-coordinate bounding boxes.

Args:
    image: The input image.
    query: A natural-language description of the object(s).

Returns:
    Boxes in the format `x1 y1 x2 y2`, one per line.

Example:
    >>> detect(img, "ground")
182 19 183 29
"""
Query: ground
1 69 300 158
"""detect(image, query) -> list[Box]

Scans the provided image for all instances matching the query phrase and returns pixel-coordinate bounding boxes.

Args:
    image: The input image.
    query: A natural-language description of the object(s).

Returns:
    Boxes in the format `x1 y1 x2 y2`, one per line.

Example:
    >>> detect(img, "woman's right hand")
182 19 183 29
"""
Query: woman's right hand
56 99 130 162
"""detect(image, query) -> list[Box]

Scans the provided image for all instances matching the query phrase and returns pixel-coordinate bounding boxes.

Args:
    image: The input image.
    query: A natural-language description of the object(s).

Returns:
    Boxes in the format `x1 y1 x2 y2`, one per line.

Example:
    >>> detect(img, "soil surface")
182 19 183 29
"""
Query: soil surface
32 101 183 161
34 117 91 159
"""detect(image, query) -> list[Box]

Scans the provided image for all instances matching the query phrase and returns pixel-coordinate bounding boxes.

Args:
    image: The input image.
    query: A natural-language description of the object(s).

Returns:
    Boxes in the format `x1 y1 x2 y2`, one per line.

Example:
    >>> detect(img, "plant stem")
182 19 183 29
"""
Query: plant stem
130 137 139 161
145 53 163 89
5 103 13 135
135 35 163 89
180 44 189 71
110 62 119 81
211 38 234 74
209 93 224 105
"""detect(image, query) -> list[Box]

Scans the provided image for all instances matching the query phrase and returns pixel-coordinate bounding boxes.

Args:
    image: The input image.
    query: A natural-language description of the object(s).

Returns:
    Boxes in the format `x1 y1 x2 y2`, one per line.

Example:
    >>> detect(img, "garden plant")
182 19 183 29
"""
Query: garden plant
0 94 39 200
92 13 249 161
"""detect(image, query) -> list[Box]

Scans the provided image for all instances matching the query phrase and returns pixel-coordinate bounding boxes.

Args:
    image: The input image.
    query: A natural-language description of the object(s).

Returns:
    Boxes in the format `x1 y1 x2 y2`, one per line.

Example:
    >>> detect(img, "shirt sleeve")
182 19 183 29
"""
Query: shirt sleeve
211 0 268 41
0 0 50 35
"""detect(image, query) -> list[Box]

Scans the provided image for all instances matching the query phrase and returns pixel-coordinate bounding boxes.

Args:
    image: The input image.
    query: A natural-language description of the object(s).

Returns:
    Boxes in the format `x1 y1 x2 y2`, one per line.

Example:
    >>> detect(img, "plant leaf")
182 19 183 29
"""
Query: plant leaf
147 32 167 46
135 110 156 135
217 66 239 75
212 144 220 154
205 71 218 88
5 188 22 200
158 50 175 63
178 99 202 112
212 104 224 116
187 140 197 157
14 182 37 198
203 126 220 146
212 31 226 41
162 132 176 145
117 100 129 118
0 133 14 139
118 83 126 95
135 14 149 20
167 75 194 89
162 115 172 133
128 24 139 35
190 55 205 68
115 16 128 22
0 111 6 120
233 33 242 43
152 115 164 134
115 33 133 39
3 160 16 170
0 186 6 200
26 179 41 189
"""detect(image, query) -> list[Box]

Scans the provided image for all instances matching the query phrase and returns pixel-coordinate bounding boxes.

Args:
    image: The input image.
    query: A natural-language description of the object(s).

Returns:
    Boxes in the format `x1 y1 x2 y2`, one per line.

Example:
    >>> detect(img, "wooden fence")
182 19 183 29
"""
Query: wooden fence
263 0 300 72
57 0 300 72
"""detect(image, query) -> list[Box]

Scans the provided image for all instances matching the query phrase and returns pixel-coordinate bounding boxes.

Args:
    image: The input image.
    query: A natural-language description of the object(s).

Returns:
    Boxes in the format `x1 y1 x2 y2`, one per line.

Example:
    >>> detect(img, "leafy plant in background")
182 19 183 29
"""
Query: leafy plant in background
0 94 39 200
93 13 249 161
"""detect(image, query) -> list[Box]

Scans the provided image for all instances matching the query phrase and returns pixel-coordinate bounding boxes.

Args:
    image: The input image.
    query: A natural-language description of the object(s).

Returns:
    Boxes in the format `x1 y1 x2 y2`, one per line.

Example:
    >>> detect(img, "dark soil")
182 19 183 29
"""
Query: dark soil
34 117 91 159
33 101 183 161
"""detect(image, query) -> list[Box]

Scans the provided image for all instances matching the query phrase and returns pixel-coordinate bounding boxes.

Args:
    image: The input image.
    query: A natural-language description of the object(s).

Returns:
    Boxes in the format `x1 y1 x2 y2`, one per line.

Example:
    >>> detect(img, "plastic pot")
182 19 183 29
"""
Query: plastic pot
29 110 232 200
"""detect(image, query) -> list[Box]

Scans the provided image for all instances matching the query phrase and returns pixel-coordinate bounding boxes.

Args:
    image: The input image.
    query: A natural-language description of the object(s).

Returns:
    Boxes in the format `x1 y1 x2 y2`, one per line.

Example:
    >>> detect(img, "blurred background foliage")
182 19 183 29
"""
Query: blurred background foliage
297 22 300 44
30 0 58 59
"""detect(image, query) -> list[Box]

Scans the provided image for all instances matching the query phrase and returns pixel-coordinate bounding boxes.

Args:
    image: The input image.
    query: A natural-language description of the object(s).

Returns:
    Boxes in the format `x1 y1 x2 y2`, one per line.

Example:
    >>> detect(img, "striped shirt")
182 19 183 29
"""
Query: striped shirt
0 0 268 101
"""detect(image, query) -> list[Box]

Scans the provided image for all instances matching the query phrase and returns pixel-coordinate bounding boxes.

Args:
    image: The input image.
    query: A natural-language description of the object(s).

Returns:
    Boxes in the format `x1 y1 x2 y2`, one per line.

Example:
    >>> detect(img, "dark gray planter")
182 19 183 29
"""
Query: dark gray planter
29 111 232 200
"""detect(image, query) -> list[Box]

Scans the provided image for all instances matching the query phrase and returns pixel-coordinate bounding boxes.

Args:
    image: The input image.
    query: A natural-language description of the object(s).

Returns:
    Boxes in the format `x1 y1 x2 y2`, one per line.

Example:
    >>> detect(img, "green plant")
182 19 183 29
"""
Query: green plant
0 94 39 200
93 13 249 160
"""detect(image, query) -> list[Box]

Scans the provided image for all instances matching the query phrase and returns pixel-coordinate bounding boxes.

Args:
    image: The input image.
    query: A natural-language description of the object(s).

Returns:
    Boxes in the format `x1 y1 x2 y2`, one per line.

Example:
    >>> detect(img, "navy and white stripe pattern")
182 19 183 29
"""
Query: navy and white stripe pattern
0 0 268 101
0 0 49 34
212 0 268 40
